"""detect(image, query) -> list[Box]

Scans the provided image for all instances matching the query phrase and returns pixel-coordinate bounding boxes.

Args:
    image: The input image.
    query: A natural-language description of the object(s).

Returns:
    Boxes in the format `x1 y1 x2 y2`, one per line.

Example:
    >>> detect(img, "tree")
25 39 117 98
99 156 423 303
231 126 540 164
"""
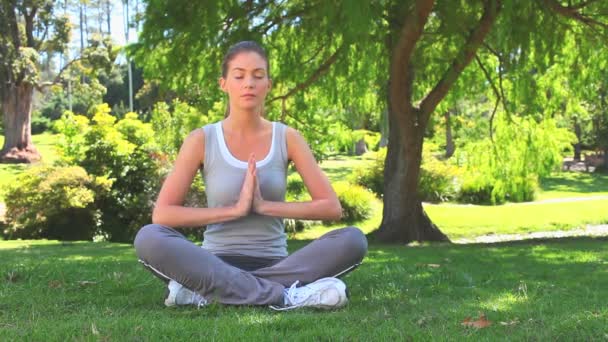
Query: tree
0 0 114 163
133 0 608 243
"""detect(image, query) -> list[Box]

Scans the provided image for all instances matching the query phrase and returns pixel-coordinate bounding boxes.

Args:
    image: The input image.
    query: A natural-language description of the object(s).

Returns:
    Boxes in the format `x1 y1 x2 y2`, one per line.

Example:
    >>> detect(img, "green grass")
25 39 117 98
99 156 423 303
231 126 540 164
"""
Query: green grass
0 133 60 201
425 199 608 240
319 152 377 182
1 238 607 340
537 172 608 200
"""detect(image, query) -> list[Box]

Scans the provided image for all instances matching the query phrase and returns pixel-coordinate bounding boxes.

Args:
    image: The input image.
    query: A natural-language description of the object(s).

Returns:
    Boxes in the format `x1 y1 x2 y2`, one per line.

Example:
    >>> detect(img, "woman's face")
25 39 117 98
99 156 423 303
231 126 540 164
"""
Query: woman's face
220 51 271 112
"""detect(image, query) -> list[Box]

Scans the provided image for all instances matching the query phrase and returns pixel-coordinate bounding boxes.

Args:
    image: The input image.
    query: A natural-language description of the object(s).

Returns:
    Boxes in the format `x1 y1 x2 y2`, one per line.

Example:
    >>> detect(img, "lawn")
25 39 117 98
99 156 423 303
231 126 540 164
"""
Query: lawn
1 238 606 340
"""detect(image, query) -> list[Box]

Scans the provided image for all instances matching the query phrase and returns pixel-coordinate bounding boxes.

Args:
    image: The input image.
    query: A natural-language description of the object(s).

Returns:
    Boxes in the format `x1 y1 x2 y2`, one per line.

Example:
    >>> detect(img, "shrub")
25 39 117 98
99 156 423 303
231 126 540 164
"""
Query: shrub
3 166 111 240
351 148 386 198
56 104 169 242
418 145 461 202
327 181 375 224
31 111 53 134
150 99 222 157
456 114 574 204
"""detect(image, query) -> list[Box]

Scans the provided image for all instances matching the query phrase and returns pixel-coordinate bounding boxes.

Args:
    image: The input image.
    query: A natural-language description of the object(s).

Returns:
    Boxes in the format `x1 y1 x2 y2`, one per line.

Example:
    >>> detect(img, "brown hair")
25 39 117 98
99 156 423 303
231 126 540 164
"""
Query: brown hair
222 41 270 118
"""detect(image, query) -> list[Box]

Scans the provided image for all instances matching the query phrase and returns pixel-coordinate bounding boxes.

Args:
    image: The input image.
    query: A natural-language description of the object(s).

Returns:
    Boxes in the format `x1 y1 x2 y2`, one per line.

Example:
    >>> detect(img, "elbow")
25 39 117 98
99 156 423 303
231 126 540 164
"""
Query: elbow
151 205 165 226
329 199 343 221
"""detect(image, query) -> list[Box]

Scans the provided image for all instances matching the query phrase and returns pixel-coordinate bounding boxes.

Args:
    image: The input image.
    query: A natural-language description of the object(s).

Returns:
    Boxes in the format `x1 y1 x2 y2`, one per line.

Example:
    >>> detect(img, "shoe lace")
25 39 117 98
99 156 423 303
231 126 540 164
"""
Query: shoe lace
287 280 320 308
196 297 208 309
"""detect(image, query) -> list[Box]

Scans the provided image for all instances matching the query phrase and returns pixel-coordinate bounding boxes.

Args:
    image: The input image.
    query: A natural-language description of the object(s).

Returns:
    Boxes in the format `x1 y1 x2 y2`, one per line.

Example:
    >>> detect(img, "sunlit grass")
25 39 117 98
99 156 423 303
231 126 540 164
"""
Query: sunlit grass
1 238 606 340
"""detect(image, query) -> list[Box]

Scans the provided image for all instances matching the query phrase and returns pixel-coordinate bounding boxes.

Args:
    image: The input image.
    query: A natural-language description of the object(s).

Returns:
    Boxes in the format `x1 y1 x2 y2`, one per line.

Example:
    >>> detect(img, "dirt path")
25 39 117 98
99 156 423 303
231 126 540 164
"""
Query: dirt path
453 224 608 244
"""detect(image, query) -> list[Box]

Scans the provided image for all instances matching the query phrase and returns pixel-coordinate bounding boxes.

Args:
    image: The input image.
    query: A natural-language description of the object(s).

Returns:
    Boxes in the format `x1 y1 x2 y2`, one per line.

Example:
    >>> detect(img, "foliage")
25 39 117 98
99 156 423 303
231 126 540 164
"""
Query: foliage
418 143 462 203
2 166 111 240
56 104 169 242
456 114 576 204
326 181 376 224
30 111 53 134
150 99 221 157
351 148 386 198
39 82 106 121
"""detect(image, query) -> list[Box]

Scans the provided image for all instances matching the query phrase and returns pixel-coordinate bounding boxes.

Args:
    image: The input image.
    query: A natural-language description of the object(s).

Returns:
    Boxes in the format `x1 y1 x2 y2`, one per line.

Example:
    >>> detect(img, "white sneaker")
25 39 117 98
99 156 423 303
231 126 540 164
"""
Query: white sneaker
270 277 349 311
164 280 208 308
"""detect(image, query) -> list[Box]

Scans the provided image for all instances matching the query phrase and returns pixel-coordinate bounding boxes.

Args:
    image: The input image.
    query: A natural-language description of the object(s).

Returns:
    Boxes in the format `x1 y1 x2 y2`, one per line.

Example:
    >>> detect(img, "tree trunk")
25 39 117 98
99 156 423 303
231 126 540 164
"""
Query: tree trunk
573 119 582 161
1 84 40 163
445 110 455 158
371 105 450 243
355 138 368 155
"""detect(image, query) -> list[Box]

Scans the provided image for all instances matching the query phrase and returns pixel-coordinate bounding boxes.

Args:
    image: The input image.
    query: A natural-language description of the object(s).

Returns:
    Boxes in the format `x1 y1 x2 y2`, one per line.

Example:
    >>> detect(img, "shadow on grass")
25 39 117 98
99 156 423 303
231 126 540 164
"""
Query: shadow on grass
1 236 606 339
540 173 608 193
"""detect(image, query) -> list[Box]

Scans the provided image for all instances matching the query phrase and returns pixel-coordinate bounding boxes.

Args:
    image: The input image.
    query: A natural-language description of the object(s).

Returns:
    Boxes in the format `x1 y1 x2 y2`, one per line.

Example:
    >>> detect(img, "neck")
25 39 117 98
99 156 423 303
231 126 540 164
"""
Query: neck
224 106 264 134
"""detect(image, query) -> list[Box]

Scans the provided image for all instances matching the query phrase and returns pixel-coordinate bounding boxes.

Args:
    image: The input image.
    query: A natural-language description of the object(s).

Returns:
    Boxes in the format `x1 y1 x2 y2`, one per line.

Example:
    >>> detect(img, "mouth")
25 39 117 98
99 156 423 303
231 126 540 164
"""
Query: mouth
241 94 256 98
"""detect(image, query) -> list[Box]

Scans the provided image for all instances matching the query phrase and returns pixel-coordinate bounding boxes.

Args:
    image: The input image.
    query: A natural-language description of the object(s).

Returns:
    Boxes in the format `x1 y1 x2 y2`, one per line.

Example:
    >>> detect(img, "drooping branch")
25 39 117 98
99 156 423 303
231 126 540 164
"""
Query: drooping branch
391 0 436 116
541 0 608 29
418 0 501 124
474 54 500 141
482 42 509 116
268 45 344 103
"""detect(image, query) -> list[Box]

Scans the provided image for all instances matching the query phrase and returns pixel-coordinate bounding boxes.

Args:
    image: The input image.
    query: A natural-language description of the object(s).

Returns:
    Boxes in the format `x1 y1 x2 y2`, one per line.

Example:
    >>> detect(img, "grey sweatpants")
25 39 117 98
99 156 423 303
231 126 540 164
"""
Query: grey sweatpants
134 224 368 306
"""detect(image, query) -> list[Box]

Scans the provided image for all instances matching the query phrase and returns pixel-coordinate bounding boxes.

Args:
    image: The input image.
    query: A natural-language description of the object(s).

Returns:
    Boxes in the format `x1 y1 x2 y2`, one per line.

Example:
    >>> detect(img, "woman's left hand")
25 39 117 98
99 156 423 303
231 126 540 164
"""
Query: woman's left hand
252 176 265 214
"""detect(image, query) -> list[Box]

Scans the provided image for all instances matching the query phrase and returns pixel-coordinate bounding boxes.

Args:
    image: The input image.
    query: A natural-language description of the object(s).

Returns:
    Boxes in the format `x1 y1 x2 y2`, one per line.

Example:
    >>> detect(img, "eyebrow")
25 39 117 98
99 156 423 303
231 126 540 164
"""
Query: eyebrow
232 67 266 72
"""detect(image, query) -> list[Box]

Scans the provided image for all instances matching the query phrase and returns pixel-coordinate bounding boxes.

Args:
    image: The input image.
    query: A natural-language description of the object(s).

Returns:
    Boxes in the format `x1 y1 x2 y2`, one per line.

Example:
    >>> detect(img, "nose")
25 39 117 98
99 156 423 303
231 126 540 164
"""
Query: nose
244 76 255 89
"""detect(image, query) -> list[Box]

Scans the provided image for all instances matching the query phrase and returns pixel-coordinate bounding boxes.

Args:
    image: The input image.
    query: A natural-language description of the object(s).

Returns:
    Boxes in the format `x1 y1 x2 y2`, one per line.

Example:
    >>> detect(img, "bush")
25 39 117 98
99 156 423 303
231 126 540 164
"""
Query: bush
351 148 386 198
456 114 574 204
327 181 375 224
150 99 221 157
418 145 461 202
31 111 53 134
56 104 169 242
3 166 111 240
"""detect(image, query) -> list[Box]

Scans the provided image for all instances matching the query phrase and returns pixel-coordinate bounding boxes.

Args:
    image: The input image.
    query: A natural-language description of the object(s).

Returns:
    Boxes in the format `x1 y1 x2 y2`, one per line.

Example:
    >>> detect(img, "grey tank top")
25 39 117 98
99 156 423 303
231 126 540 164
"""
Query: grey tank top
200 121 288 258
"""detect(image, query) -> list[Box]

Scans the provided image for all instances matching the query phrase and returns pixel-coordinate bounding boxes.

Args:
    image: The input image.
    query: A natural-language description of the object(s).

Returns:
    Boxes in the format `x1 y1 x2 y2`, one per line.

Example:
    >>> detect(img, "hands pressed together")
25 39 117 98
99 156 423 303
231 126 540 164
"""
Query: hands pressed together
233 153 265 218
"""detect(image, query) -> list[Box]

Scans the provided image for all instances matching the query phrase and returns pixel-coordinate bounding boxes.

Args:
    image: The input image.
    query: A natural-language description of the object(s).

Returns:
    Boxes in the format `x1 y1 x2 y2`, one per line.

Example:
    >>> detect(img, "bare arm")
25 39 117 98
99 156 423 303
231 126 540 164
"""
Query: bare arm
253 127 342 221
152 129 256 227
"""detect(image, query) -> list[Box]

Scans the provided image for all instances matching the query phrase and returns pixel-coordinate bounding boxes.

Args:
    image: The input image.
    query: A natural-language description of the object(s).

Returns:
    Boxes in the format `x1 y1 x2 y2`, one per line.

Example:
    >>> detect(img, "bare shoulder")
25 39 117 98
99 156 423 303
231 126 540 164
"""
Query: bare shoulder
177 127 206 167
285 125 316 163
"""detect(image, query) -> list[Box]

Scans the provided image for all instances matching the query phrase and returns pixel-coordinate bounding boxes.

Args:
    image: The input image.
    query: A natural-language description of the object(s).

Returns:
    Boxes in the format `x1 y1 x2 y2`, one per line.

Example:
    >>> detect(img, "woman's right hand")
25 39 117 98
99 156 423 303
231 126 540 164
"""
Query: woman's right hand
233 153 257 218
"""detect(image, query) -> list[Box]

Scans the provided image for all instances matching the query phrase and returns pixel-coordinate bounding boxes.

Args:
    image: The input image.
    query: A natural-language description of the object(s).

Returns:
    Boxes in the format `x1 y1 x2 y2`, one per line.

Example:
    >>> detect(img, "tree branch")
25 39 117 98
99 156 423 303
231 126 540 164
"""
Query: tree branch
418 0 501 124
35 56 83 91
391 0 435 116
8 2 21 49
24 6 38 48
268 44 344 103
475 54 500 141
541 0 608 29
482 42 509 115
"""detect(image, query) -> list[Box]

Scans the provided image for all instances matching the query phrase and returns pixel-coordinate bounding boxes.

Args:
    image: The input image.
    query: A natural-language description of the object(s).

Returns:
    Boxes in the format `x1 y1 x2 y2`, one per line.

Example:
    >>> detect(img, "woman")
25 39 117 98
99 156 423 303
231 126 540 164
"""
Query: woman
134 41 367 310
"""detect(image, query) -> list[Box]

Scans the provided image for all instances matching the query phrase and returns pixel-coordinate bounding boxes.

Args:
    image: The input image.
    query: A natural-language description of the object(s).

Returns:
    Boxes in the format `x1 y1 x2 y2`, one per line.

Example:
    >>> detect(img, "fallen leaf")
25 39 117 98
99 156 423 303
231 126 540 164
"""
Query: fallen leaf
462 314 492 328
499 319 519 326
48 280 63 288
427 264 441 268
91 323 99 335
5 271 20 283
77 280 97 287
